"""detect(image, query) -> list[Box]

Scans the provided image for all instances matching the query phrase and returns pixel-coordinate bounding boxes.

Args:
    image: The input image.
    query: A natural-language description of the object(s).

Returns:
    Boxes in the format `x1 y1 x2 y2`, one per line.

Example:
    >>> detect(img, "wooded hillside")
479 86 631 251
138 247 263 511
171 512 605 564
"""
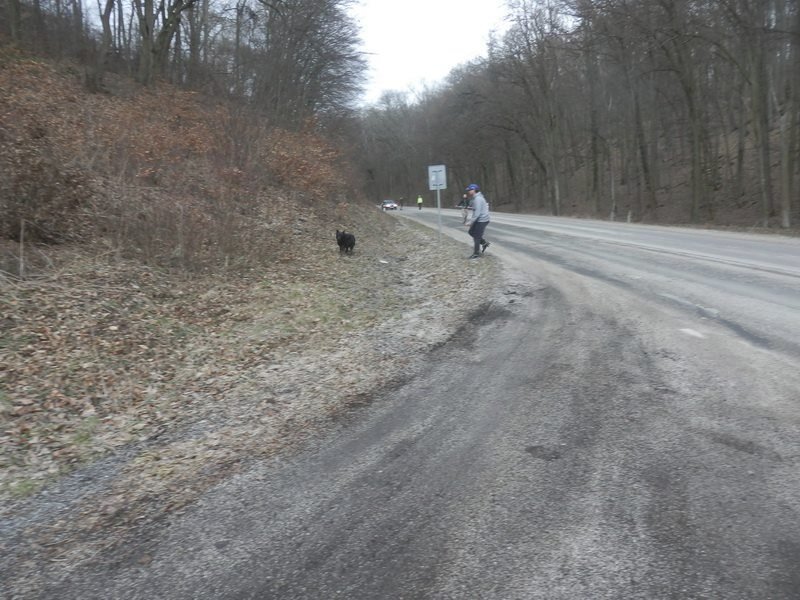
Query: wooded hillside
2 0 797 229
360 0 799 229
0 45 377 497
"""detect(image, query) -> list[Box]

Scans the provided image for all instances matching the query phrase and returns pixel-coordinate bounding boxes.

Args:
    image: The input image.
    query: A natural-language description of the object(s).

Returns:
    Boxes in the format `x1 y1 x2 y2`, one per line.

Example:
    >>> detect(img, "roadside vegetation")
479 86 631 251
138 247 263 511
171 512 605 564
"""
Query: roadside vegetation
0 40 500 507
0 54 504 597
0 49 365 497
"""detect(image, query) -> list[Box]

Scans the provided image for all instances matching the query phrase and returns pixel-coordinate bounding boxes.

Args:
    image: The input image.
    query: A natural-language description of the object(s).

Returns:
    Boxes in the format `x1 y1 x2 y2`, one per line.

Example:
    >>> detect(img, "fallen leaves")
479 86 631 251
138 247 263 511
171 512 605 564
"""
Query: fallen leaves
0 205 503 600
0 204 401 499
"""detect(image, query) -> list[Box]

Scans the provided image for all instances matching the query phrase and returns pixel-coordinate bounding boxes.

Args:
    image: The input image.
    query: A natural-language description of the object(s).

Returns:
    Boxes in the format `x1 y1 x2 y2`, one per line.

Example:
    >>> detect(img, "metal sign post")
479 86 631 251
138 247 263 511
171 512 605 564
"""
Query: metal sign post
427 164 447 241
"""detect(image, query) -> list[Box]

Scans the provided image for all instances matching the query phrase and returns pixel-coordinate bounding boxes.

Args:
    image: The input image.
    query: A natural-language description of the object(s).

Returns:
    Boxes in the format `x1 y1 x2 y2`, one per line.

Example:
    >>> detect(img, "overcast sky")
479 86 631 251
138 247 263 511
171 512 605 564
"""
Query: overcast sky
349 0 510 105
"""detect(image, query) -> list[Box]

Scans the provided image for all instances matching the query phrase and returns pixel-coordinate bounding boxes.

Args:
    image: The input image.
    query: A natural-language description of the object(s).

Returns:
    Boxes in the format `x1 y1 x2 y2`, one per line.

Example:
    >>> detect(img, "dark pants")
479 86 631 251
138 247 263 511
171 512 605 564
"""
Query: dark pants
468 220 489 255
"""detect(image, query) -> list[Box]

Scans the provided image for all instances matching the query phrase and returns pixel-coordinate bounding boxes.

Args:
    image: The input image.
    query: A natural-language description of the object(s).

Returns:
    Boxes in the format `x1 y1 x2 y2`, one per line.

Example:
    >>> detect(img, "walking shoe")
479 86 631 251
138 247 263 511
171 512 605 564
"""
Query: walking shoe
468 253 481 259
481 241 490 254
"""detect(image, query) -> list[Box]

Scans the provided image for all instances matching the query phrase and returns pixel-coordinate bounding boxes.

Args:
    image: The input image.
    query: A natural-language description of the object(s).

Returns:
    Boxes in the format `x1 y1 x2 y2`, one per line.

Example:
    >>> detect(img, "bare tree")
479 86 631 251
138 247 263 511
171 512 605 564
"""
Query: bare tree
132 0 199 84
248 0 365 124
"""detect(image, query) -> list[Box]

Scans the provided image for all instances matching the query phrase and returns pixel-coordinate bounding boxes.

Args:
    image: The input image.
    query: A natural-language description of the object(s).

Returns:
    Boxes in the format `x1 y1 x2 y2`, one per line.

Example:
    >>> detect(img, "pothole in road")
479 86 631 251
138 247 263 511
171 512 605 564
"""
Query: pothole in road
503 283 546 298
524 445 563 461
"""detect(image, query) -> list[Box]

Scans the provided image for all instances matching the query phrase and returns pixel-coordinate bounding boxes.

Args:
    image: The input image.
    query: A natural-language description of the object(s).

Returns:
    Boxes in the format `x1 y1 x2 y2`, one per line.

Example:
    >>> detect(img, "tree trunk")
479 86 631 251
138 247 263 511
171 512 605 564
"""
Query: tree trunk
87 0 114 90
751 46 774 226
736 104 746 195
674 47 705 223
232 0 245 94
779 110 793 228
185 0 207 86
6 0 22 42
116 0 126 63
550 156 560 216
688 101 704 223
609 151 617 221
134 0 155 84
633 88 657 220
779 8 800 228
70 0 84 52
32 0 47 53
586 42 601 215
780 11 800 229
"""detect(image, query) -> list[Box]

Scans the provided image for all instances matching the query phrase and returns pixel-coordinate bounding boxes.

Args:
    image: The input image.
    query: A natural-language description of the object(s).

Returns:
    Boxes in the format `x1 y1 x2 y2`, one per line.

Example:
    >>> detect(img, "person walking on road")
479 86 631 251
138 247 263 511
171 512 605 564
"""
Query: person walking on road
464 183 490 259
417 195 423 210
457 193 471 224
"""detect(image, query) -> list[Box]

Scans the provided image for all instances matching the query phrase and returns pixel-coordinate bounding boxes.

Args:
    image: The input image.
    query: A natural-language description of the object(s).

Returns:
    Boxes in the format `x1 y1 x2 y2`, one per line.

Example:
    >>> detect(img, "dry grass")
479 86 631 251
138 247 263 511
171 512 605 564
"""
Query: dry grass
1 201 388 496
0 207 501 597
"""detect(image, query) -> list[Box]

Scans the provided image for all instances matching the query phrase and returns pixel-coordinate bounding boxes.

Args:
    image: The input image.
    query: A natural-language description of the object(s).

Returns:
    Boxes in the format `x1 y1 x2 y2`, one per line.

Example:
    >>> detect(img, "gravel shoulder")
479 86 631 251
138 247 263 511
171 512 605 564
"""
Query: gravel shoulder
0 206 503 598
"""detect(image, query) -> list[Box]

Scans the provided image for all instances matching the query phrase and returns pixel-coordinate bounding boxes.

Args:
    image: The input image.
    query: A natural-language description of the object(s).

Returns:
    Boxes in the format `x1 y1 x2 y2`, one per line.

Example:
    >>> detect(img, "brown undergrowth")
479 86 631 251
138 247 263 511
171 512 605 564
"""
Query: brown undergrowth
1 200 405 500
0 50 503 597
0 207 501 597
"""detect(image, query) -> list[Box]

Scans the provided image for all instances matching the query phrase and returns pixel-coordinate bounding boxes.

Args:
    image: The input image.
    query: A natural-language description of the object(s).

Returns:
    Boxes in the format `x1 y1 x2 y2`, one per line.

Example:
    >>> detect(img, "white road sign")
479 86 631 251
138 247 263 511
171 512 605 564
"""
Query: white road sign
428 164 447 190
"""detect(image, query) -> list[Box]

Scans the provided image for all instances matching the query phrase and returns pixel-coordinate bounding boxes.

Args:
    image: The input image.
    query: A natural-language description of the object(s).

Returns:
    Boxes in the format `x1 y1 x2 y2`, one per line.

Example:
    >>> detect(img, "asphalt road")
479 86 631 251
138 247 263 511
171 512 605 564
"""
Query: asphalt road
48 211 800 599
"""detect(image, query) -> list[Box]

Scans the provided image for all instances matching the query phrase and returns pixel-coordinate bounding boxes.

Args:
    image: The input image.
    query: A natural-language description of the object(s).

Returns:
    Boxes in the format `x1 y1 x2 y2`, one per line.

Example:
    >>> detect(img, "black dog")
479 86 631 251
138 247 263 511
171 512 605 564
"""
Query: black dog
336 229 356 254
